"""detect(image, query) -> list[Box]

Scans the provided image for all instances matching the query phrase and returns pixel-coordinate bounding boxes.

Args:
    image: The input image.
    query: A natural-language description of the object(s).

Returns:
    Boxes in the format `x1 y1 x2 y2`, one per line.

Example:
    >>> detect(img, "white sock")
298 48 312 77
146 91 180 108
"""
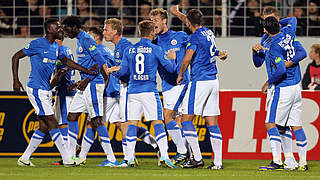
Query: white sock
154 123 169 159
166 120 187 154
281 129 297 167
137 126 158 149
126 125 137 161
21 129 45 160
207 125 222 166
122 138 129 160
97 125 116 162
49 129 69 162
79 128 95 159
293 128 308 166
268 127 282 165
181 121 202 161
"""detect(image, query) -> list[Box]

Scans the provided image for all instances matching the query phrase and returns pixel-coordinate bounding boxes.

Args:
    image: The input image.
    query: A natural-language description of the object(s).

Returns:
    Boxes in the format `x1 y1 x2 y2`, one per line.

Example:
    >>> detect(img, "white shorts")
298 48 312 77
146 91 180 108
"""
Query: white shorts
182 79 220 117
163 84 188 113
119 84 128 121
265 84 302 126
54 95 73 125
69 83 104 119
103 97 123 123
26 86 54 116
127 92 163 121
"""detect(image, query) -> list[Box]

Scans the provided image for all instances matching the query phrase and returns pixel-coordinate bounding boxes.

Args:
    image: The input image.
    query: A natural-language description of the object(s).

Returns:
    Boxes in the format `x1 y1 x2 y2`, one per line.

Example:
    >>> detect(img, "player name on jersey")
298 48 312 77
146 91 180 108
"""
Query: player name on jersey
133 74 149 80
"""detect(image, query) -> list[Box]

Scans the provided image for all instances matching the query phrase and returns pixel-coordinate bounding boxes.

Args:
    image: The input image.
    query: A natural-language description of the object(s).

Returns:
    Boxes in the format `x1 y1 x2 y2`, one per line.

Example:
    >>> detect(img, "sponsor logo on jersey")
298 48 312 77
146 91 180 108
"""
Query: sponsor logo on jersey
275 57 282 63
89 45 96 51
171 39 177 45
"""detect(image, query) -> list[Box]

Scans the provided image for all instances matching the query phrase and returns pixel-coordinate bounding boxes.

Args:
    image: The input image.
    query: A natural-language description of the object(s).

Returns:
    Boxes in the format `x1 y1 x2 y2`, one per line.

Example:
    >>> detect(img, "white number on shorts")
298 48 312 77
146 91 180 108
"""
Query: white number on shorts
135 53 145 74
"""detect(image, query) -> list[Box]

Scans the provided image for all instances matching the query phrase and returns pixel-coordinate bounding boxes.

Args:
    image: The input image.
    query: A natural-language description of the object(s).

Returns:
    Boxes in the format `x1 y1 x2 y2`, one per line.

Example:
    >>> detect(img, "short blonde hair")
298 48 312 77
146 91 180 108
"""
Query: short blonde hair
311 44 320 56
149 8 168 20
104 18 123 36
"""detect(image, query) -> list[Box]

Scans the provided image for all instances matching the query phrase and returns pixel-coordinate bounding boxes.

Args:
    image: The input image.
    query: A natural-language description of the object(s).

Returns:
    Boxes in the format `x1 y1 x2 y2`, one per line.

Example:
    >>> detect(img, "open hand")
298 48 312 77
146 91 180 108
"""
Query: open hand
170 5 180 16
219 50 228 60
167 49 176 60
261 81 269 94
176 75 183 85
77 78 90 91
87 64 99 75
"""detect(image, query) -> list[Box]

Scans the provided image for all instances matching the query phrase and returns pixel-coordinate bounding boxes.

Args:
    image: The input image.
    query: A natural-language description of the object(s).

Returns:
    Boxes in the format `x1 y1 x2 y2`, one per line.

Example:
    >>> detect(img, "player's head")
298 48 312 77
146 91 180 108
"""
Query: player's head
44 18 63 39
103 18 123 42
88 27 103 43
310 44 320 60
138 20 155 38
186 9 203 29
62 16 82 39
263 16 280 35
262 6 280 20
149 8 168 35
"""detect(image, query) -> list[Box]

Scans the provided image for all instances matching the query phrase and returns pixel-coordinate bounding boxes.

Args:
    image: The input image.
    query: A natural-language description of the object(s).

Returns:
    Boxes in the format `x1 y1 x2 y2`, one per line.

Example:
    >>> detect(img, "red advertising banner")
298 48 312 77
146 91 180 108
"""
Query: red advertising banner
219 91 320 160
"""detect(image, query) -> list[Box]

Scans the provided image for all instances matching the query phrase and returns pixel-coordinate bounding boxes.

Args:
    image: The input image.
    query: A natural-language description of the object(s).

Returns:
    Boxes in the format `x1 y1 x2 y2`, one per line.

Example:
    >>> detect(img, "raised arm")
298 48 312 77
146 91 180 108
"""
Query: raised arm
170 5 187 25
12 49 27 92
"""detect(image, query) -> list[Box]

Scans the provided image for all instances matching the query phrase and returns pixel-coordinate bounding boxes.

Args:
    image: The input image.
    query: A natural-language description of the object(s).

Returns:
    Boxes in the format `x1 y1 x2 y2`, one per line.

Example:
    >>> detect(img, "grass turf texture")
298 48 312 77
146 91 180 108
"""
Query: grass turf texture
0 158 319 180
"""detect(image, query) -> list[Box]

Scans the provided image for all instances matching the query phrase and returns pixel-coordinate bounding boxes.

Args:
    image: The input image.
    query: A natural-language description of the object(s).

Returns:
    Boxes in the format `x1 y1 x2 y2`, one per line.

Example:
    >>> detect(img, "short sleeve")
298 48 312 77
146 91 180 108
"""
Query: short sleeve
22 39 40 57
186 34 198 51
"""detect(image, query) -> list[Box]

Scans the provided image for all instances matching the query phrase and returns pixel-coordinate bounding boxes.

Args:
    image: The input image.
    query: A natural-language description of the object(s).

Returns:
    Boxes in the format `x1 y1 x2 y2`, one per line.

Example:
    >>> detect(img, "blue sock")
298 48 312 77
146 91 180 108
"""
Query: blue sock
207 125 222 165
267 127 282 164
97 125 115 162
181 121 202 161
154 123 169 159
68 121 79 157
126 125 137 161
79 128 95 158
293 128 307 164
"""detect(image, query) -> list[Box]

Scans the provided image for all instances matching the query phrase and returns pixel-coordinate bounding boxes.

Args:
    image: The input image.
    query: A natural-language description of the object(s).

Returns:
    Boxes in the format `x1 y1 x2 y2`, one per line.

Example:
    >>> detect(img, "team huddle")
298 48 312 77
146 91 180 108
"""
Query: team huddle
11 5 308 171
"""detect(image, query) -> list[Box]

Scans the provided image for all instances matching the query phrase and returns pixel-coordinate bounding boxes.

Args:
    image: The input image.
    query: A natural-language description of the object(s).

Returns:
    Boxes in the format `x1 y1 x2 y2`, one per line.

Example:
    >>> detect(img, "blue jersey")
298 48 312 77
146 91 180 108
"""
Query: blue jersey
97 44 120 98
114 37 133 83
186 27 220 82
76 31 104 84
154 30 190 92
256 17 303 87
268 18 300 87
55 45 76 96
119 38 176 94
23 37 64 90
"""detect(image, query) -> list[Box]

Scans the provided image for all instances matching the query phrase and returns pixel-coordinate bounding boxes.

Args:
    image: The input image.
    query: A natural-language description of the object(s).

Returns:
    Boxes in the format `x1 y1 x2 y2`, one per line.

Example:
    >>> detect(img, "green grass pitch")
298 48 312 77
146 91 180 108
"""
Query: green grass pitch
0 158 319 180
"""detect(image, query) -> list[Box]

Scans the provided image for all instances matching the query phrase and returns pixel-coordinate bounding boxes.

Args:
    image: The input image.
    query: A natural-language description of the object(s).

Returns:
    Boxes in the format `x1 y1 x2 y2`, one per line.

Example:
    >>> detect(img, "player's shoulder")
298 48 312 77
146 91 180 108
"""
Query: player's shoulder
120 37 133 47
29 37 45 46
171 30 188 40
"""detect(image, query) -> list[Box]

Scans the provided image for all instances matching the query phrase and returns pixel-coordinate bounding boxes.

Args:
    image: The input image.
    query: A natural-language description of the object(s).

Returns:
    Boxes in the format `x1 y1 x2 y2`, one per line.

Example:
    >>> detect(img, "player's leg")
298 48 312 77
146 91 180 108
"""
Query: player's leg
18 118 48 166
142 92 175 168
42 114 71 165
206 116 223 170
126 93 143 167
176 115 193 159
164 108 188 164
179 82 204 168
289 85 308 171
137 125 158 150
259 87 285 170
162 86 188 161
277 125 298 170
78 121 94 165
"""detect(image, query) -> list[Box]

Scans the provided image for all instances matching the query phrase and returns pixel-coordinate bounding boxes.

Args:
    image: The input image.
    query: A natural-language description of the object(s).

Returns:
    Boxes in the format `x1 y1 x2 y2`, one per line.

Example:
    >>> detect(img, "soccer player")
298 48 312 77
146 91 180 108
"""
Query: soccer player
149 8 190 165
12 18 97 166
111 20 177 168
171 7 227 169
252 6 308 170
258 16 308 171
62 16 117 166
50 37 77 165
103 18 159 166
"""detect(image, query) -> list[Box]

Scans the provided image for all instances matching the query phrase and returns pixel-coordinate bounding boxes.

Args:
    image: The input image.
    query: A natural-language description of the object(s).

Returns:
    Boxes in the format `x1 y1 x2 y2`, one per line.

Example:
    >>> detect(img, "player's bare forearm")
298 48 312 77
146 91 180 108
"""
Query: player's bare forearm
11 50 26 81
101 65 110 87
170 5 187 24
285 60 293 68
61 56 91 74
50 69 68 90
179 49 194 77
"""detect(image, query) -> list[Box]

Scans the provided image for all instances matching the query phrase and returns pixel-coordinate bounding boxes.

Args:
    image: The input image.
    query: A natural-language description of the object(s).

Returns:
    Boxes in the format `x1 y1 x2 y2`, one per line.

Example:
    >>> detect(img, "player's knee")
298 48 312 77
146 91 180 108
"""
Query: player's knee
265 123 276 130
67 113 79 122
90 117 103 129
276 124 289 135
